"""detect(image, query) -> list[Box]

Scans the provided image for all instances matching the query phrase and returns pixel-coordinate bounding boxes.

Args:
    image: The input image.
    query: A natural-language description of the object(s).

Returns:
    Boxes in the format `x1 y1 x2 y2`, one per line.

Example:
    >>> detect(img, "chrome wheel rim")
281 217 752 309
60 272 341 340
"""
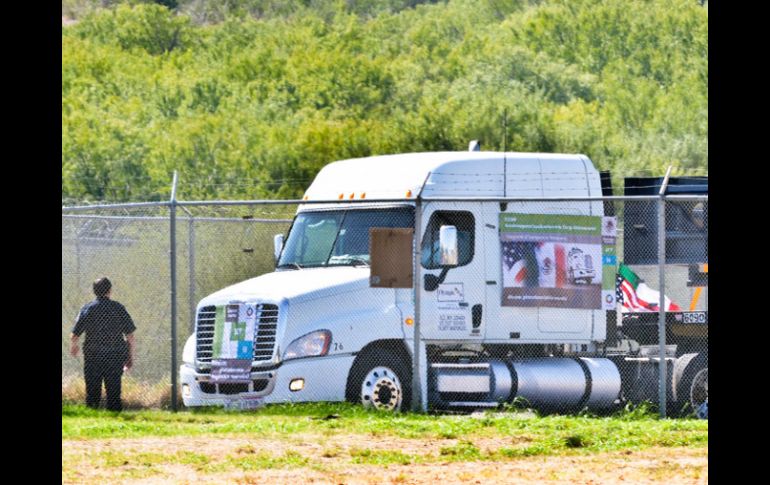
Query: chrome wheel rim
360 366 402 411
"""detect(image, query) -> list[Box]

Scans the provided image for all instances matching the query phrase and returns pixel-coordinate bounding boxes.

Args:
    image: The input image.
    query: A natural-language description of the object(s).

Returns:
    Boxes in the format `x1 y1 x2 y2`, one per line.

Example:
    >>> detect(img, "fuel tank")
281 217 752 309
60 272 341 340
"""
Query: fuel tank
429 357 621 411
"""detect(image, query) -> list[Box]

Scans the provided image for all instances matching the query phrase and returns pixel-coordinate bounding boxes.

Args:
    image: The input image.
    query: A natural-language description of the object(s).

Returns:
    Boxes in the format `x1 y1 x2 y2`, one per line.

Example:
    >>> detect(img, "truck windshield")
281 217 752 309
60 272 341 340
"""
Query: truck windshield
278 208 414 268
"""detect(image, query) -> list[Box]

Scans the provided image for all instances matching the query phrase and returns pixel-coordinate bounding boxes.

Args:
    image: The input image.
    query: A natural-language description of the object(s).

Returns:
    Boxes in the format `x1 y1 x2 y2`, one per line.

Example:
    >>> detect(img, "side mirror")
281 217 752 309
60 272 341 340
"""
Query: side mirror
273 234 284 262
439 225 458 266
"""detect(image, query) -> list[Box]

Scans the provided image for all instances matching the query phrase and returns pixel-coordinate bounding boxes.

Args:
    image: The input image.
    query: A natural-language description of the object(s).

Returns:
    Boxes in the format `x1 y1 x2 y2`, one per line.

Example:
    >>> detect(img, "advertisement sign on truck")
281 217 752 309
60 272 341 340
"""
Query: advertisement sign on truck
499 213 616 309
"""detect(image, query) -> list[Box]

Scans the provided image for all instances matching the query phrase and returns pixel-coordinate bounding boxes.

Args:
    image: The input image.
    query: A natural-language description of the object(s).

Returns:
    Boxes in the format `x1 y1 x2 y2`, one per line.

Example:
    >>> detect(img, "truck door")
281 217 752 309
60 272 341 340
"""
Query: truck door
418 202 486 341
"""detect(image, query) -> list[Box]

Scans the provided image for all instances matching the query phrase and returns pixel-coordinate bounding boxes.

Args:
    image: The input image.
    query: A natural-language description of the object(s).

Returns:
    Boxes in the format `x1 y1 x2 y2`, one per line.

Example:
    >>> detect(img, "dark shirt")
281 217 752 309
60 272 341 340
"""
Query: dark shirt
72 297 136 355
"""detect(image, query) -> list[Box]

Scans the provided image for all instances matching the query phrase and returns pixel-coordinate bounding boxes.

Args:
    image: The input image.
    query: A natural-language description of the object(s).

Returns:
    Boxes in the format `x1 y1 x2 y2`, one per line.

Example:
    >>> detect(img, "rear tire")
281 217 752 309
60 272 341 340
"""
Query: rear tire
689 367 708 419
672 353 708 417
347 348 412 412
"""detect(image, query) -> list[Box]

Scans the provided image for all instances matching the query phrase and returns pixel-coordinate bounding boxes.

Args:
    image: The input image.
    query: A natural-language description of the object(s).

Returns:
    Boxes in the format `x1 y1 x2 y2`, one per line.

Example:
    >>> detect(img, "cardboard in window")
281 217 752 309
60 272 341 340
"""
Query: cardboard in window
369 228 414 288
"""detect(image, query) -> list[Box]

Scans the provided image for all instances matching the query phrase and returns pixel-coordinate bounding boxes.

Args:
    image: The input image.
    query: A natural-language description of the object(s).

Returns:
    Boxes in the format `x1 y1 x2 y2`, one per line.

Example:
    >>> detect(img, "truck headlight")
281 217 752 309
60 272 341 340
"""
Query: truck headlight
283 330 332 361
182 335 196 365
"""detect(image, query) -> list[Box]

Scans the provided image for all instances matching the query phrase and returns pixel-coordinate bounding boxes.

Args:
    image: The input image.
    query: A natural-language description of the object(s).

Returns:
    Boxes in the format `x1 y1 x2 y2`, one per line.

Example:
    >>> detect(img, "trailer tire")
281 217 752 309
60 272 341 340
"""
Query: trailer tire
672 353 708 417
347 349 411 412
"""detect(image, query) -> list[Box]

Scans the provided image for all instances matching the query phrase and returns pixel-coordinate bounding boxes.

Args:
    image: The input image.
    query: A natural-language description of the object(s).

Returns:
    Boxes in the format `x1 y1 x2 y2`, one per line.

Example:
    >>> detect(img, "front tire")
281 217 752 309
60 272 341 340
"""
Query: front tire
347 349 411 412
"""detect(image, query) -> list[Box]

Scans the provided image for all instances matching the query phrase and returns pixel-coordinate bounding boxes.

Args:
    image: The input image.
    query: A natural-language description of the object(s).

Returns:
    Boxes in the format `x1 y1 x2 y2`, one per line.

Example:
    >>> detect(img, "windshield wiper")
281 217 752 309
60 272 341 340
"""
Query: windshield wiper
328 256 370 267
277 263 303 270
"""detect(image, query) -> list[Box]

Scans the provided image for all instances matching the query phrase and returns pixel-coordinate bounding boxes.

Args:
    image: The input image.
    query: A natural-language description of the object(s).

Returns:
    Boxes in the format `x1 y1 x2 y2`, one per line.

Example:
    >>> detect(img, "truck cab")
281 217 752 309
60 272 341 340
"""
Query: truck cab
179 151 627 412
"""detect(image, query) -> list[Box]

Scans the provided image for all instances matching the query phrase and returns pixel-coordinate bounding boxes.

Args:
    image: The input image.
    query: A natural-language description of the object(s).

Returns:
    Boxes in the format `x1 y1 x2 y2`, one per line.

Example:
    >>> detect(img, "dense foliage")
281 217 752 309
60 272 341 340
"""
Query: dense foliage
62 0 708 202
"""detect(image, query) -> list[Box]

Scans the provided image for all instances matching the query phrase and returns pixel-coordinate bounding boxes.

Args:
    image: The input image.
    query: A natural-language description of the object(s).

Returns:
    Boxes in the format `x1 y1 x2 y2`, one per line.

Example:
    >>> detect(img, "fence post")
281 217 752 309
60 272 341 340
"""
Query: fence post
185 210 196 335
657 167 672 418
411 195 423 412
170 171 179 412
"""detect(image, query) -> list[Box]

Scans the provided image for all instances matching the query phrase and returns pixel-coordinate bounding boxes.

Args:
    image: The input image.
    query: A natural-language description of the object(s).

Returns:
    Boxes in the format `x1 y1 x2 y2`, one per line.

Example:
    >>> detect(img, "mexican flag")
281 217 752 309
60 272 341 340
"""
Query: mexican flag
616 263 681 313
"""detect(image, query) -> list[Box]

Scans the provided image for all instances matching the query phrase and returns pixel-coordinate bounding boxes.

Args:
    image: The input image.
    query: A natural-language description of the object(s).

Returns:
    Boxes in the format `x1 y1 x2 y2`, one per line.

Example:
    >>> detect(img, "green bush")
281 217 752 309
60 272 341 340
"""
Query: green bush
72 4 194 55
62 0 708 202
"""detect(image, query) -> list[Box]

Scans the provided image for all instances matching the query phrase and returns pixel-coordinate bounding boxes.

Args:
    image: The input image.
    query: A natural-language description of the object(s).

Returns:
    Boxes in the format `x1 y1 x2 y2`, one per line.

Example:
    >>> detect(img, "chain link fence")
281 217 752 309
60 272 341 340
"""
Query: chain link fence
62 203 294 409
63 205 172 409
62 193 706 417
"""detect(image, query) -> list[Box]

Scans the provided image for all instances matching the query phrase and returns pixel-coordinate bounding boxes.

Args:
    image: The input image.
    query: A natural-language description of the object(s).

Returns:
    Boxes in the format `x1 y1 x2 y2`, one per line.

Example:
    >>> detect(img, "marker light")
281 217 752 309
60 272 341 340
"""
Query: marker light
338 193 344 200
405 317 414 326
406 190 412 197
349 192 355 199
360 192 366 199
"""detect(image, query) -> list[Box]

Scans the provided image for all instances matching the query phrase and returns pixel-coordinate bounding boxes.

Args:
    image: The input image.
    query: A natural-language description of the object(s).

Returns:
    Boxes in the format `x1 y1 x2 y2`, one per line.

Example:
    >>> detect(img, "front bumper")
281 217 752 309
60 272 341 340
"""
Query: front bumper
180 353 356 407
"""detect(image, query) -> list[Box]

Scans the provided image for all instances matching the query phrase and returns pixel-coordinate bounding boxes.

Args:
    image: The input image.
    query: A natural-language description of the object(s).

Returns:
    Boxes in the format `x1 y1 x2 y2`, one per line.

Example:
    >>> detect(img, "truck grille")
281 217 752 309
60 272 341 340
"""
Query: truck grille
196 303 279 369
195 306 217 366
253 304 279 360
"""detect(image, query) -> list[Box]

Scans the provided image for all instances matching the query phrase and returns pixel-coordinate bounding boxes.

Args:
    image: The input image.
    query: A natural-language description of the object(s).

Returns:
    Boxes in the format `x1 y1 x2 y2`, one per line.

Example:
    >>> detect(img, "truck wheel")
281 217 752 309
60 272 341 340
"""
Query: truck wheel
690 368 708 419
672 353 708 417
348 349 411 412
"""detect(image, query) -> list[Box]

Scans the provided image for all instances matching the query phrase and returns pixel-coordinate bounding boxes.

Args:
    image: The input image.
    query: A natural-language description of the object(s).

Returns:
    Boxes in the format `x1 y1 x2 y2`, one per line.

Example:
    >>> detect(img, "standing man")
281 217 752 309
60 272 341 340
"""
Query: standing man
70 277 136 411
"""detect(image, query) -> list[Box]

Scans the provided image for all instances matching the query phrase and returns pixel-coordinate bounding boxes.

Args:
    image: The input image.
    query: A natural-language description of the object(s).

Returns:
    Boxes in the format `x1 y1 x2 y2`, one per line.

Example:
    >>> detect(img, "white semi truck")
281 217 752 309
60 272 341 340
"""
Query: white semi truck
179 150 708 415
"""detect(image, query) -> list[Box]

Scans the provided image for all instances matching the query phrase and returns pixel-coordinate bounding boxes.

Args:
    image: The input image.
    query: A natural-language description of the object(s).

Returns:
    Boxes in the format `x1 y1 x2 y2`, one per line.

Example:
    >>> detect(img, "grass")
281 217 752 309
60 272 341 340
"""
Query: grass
62 403 708 483
226 450 310 471
439 440 481 459
62 401 707 456
349 449 418 465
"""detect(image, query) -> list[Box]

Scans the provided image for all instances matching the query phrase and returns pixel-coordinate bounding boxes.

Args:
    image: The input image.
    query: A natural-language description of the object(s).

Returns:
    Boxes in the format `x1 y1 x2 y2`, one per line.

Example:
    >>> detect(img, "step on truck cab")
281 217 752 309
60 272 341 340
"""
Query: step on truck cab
179 150 704 415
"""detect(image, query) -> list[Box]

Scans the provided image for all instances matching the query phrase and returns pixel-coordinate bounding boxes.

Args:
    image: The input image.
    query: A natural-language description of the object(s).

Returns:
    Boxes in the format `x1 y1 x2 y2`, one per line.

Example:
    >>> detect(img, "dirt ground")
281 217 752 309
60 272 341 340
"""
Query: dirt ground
62 434 708 484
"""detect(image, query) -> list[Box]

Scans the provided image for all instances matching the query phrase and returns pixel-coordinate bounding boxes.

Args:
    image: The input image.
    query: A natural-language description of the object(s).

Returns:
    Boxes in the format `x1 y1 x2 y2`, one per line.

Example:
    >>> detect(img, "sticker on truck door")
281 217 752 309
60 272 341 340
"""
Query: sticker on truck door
437 283 464 302
438 311 467 332
436 301 469 332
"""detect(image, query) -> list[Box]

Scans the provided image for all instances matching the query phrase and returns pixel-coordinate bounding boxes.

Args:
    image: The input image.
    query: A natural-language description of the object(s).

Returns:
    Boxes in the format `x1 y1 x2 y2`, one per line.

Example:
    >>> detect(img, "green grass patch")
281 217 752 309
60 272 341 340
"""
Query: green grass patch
349 448 418 465
439 440 481 460
226 450 309 470
62 402 708 459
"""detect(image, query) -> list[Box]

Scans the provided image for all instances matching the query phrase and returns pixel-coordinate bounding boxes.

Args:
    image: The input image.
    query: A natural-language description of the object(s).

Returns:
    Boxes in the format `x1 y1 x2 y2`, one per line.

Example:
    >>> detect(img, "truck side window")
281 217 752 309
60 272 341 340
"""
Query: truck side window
421 211 475 269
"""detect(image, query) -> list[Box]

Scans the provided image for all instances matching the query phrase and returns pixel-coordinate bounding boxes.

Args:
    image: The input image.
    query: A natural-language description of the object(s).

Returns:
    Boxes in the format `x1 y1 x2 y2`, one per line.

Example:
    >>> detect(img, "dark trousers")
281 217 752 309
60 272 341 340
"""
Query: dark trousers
84 352 125 411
